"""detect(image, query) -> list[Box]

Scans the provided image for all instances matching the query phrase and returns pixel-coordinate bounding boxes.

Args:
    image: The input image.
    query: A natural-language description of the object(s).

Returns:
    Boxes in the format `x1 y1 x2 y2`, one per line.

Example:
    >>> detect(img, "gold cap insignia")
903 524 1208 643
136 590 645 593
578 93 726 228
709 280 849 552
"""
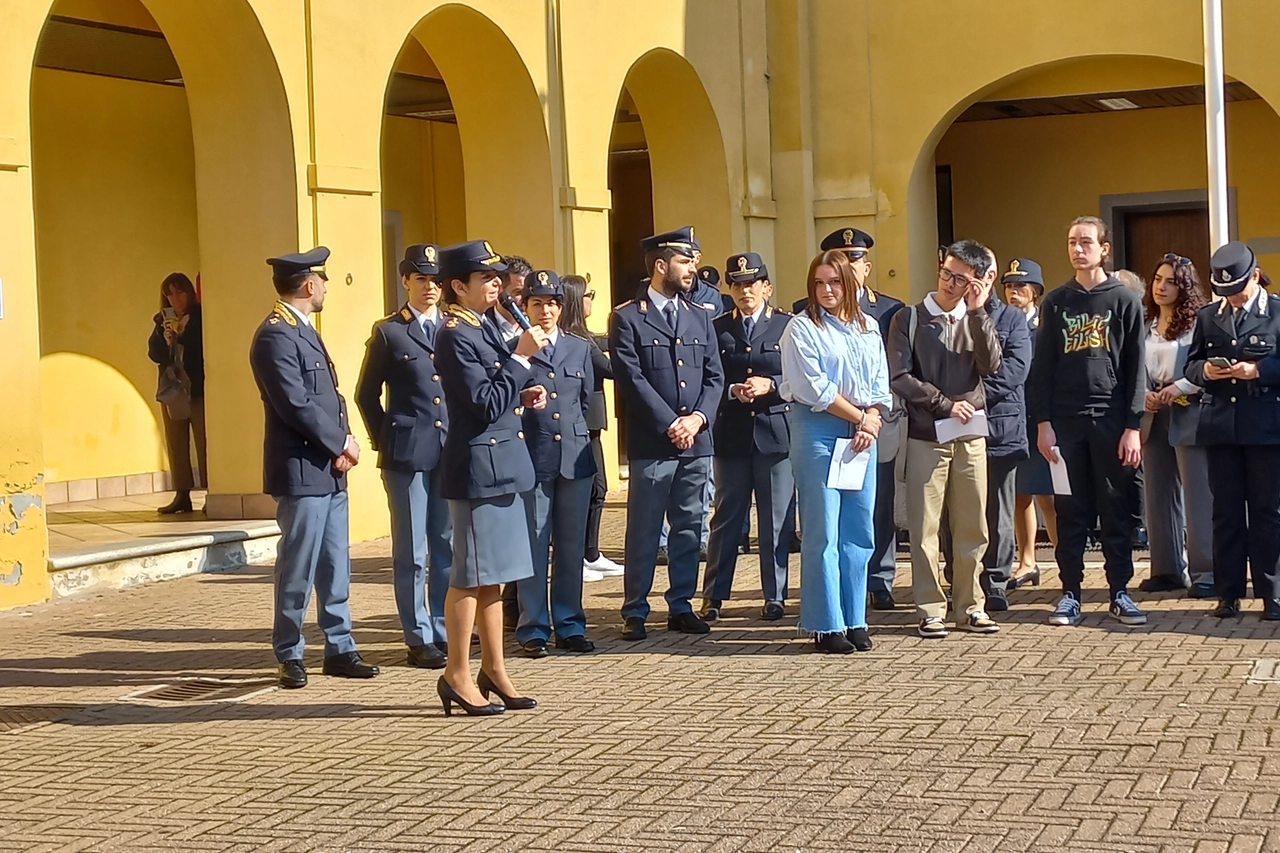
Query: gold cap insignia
425 246 437 263
843 229 854 246
538 271 549 284
689 226 695 240
1221 269 1231 282
737 256 749 272
1009 260 1021 274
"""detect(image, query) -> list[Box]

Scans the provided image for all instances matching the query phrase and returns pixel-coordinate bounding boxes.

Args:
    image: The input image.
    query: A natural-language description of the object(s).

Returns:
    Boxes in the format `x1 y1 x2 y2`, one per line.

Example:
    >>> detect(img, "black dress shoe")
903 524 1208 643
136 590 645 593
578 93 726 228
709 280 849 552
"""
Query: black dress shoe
621 617 647 641
869 590 896 611
554 634 596 653
1009 566 1041 591
655 546 669 566
1212 598 1241 618
698 599 722 622
277 660 307 689
815 632 855 654
519 639 549 659
761 601 785 621
1139 575 1191 593
985 593 1009 612
1264 599 1280 621
477 670 537 710
667 611 711 635
847 627 873 651
406 644 447 669
322 651 379 678
1188 581 1216 600
157 492 193 515
436 676 504 717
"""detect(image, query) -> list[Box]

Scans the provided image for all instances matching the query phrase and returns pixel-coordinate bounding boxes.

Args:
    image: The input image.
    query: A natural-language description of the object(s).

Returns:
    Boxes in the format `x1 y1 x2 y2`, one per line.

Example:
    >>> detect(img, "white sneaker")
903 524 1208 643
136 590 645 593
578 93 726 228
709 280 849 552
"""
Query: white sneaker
582 564 606 582
585 554 625 577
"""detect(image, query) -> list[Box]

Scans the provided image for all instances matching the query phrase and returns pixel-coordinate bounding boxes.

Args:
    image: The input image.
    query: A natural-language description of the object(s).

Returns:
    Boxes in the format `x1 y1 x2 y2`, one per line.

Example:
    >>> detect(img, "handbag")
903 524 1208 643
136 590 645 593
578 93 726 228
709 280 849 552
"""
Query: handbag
156 340 192 421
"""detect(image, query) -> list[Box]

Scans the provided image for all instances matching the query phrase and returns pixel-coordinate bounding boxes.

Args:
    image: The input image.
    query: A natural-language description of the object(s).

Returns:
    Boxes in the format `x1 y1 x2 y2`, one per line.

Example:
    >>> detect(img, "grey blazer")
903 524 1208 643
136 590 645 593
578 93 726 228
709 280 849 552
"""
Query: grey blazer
1141 324 1201 447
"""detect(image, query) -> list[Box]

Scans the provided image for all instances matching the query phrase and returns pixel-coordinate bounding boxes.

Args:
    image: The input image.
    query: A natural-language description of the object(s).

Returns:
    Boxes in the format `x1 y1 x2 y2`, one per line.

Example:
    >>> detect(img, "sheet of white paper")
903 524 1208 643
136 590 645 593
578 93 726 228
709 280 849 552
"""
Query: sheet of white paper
827 438 873 490
1048 447 1071 495
933 410 990 443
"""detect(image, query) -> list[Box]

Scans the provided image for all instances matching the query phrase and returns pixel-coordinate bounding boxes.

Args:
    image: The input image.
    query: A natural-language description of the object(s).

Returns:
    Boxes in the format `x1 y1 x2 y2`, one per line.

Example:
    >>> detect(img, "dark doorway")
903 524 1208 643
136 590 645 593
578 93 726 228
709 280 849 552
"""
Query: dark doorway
1121 207 1210 288
936 165 954 247
609 150 654 307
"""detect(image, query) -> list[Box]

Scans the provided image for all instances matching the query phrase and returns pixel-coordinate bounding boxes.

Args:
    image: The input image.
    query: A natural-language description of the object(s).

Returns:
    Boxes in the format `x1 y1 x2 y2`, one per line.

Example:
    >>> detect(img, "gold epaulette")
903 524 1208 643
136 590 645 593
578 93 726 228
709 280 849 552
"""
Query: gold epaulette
446 304 482 327
271 301 298 327
398 307 412 322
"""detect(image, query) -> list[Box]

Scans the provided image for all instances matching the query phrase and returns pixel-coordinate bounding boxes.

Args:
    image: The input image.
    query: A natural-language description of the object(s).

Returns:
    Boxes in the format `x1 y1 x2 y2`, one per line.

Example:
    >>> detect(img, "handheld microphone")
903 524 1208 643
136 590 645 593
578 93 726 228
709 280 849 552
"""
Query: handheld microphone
498 291 533 331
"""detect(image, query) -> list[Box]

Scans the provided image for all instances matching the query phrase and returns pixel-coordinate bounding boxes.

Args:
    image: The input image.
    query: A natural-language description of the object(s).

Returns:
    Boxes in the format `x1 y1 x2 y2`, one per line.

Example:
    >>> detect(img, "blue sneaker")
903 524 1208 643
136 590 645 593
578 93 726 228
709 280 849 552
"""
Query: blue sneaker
1110 591 1147 625
1048 594 1081 626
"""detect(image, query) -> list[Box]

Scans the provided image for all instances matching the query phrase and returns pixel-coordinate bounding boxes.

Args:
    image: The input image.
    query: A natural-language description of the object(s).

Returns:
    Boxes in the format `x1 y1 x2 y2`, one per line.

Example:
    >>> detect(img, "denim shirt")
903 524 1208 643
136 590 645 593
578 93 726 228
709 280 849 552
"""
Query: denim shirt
779 309 891 412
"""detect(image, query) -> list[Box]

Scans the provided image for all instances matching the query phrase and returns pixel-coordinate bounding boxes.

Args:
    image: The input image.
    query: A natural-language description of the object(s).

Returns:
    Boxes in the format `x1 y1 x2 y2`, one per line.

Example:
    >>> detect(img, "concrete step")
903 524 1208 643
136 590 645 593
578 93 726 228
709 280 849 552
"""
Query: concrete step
49 522 279 600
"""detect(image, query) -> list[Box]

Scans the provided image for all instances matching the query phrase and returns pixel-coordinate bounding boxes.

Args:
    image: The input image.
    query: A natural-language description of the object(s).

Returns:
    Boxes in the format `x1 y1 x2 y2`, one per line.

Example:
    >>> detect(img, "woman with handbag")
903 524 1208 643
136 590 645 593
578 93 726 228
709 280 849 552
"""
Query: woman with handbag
147 272 206 514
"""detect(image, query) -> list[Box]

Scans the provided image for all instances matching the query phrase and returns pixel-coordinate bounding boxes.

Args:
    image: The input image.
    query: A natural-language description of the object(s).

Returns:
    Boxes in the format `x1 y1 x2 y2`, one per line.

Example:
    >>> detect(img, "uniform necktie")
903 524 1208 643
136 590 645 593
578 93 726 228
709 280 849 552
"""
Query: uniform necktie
545 339 555 361
664 302 677 333
743 316 755 339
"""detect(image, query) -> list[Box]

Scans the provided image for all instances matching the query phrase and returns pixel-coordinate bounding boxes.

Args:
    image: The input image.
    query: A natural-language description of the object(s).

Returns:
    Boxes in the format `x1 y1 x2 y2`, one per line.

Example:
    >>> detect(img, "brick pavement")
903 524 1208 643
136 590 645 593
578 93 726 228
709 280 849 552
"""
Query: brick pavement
2 496 1279 852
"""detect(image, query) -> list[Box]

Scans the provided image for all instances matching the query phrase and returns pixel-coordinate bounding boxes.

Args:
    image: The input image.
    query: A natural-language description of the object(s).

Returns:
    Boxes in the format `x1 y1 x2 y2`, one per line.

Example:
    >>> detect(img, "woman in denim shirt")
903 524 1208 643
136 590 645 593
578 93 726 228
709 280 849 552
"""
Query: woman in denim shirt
779 250 892 653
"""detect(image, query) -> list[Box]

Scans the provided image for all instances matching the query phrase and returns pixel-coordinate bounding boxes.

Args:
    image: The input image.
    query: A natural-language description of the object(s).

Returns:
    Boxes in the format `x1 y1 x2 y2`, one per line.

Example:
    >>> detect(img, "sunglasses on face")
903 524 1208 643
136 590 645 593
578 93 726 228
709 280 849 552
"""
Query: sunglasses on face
584 290 596 299
1162 253 1192 266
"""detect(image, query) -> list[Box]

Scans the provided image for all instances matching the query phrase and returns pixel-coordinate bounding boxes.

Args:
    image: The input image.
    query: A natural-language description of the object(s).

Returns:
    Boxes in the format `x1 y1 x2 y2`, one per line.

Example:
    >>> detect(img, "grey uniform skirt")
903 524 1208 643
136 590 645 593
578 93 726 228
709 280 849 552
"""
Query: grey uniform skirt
449 494 535 588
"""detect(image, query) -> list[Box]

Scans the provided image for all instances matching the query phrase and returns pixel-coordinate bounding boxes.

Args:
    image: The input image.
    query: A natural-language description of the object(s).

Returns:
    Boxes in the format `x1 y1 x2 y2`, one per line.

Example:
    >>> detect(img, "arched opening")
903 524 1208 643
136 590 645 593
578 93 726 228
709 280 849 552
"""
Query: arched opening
30 0 298 517
32 0 198 501
382 4 556 276
911 55 1280 298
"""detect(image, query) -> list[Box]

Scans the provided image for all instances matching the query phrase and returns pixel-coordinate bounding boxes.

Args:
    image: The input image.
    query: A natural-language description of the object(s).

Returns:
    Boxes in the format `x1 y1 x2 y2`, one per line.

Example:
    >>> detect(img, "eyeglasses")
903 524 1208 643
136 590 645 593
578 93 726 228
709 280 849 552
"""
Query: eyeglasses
584 290 596 299
1162 253 1192 267
938 268 978 288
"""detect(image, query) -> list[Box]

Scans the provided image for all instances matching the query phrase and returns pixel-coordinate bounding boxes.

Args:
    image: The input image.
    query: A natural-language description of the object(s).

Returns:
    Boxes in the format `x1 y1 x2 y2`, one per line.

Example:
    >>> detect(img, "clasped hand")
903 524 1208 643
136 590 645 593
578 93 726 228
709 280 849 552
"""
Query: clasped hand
334 435 360 473
731 376 773 403
950 399 977 423
667 414 702 450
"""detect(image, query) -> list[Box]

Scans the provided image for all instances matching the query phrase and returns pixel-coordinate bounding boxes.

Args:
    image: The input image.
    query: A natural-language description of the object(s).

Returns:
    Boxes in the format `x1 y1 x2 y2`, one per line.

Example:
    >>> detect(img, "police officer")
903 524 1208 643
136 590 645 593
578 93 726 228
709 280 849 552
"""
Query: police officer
515 270 597 657
694 264 735 314
610 226 725 640
1185 241 1280 621
796 228 906 609
249 247 379 689
354 244 451 670
434 239 545 715
699 253 795 622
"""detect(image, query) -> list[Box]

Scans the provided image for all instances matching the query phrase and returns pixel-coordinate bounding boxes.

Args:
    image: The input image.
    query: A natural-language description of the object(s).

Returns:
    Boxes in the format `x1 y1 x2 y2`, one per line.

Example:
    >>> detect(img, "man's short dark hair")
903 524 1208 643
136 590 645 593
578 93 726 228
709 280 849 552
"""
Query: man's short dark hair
273 271 313 296
944 239 992 278
644 247 682 277
503 255 533 282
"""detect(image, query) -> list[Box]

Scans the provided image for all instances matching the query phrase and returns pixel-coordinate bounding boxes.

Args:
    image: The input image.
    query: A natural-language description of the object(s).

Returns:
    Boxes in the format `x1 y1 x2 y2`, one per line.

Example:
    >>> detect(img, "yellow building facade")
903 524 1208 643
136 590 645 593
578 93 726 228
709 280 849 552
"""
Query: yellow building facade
3 0 1279 608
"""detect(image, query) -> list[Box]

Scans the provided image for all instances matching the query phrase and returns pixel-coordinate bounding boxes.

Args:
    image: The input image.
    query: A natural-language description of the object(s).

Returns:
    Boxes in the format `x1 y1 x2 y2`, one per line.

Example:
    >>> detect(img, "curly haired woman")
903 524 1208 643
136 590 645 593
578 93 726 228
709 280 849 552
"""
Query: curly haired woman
1139 253 1211 595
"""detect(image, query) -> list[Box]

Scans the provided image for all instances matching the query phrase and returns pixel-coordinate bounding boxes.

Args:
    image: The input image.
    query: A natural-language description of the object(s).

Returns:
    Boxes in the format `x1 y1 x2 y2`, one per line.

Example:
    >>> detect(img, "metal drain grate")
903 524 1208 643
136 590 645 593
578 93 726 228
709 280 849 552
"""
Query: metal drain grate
121 677 277 705
1248 659 1280 684
0 705 81 734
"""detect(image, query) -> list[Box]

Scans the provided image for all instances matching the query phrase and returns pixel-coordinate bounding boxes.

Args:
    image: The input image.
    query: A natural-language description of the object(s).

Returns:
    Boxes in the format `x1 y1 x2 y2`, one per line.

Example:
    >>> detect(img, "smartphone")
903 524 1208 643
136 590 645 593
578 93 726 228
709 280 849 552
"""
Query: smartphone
162 307 177 321
1208 356 1233 368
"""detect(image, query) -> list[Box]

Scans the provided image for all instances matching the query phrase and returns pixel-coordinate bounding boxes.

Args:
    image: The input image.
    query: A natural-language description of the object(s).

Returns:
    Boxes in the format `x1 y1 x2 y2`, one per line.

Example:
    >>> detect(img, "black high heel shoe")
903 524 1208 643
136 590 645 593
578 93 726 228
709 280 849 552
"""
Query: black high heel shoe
1009 566 1041 591
436 676 504 717
477 670 538 710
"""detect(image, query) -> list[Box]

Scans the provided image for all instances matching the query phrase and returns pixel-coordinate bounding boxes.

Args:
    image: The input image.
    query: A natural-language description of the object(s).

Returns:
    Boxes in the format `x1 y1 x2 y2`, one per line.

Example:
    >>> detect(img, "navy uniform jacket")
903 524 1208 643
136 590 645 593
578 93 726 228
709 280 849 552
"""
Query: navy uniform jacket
609 293 725 460
522 332 596 481
982 298 1033 459
249 301 348 497
793 287 905 338
435 305 536 499
712 306 792 457
586 334 612 431
1185 294 1280 446
353 305 447 473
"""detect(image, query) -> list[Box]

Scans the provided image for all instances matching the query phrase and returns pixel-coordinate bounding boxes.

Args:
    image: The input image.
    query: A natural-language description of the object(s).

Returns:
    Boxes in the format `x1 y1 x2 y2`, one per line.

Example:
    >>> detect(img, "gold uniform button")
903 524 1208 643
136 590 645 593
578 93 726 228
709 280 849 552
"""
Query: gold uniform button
653 339 660 345
490 438 497 445
432 374 439 381
1232 340 1237 346
548 372 556 379
679 380 687 388
515 407 524 415
552 412 560 420
494 361 501 367
745 346 752 352
677 360 684 366
316 361 322 367
747 368 754 374
434 420 442 427
433 396 441 404
676 338 682 345
1231 396 1237 403
554 434 562 441
1231 379 1237 385
518 431 525 439
680 406 688 412
550 392 558 399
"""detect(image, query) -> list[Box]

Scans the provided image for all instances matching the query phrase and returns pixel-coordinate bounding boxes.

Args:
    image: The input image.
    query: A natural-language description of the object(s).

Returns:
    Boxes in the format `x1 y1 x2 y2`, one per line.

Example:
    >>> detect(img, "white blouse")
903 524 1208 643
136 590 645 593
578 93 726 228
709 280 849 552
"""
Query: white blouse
1144 322 1199 395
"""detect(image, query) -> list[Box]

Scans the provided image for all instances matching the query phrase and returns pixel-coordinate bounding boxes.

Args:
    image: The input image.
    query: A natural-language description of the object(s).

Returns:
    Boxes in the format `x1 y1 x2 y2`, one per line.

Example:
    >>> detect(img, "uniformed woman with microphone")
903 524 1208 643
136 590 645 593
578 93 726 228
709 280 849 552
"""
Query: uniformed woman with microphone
434 240 548 715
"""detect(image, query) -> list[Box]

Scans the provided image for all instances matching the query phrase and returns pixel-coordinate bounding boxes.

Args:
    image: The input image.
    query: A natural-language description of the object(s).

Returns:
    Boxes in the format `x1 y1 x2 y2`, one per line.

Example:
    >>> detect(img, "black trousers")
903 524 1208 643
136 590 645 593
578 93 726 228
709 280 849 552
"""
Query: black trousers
1052 415 1140 599
584 431 608 562
1206 444 1280 601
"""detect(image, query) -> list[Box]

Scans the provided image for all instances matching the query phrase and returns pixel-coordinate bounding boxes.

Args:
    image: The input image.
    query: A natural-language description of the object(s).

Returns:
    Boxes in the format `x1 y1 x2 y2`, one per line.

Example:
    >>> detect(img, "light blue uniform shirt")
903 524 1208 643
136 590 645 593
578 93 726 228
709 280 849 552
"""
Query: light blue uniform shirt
779 309 891 412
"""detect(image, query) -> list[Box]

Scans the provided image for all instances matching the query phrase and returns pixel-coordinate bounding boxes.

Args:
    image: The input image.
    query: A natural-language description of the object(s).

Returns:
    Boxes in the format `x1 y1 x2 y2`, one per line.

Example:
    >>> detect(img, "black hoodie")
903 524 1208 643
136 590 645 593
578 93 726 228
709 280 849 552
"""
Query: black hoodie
1027 276 1145 430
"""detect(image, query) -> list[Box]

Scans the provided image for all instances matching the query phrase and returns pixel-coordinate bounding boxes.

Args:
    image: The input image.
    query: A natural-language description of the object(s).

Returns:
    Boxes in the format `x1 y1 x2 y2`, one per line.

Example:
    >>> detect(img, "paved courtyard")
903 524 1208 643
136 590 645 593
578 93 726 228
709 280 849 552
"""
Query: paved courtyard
2 497 1280 852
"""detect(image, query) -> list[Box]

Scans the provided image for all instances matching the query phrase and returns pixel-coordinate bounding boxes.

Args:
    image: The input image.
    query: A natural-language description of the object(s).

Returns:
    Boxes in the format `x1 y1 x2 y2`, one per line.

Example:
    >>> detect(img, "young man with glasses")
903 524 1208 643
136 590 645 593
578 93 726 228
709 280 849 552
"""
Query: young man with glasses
1028 216 1147 627
888 240 1003 638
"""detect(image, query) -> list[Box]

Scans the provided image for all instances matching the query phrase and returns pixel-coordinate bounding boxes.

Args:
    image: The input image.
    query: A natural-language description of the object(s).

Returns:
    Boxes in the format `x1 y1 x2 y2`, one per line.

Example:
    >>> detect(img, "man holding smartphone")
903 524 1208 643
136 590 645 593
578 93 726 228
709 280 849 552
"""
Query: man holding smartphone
1027 217 1147 628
